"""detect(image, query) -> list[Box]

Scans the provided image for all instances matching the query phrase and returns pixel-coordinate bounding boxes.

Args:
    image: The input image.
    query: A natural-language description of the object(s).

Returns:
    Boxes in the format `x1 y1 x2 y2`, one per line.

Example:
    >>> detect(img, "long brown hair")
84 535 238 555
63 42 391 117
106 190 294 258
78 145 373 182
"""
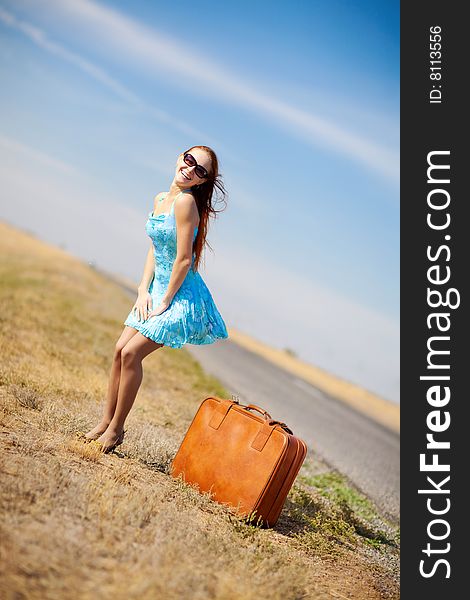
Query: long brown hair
184 145 227 273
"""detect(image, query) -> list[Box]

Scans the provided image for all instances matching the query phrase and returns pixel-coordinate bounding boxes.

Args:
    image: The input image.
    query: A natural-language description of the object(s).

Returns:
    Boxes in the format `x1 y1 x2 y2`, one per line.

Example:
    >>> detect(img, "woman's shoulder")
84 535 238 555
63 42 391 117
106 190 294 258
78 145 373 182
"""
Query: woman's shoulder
178 189 196 202
175 189 198 212
174 190 199 226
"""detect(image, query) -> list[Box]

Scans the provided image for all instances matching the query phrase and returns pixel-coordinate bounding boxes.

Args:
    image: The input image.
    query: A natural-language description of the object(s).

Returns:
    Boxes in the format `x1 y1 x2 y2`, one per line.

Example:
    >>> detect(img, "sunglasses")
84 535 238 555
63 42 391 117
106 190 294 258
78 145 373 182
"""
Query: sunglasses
183 153 209 179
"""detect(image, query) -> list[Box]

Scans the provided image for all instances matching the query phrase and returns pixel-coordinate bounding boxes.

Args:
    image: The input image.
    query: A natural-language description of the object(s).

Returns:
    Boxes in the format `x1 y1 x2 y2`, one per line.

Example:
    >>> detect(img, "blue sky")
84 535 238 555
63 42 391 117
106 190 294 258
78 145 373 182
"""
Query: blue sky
0 0 400 402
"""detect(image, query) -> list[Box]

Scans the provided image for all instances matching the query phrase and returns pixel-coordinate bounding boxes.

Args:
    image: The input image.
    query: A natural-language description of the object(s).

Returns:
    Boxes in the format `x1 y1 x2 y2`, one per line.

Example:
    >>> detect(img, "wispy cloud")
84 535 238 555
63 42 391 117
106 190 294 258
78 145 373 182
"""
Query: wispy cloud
28 0 399 181
0 135 146 272
0 5 212 141
0 6 139 104
0 132 79 174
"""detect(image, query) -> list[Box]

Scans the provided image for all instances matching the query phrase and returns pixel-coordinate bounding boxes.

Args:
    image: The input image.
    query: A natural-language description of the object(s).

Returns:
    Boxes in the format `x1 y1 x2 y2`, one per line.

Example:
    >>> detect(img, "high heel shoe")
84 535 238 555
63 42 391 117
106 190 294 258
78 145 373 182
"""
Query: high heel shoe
99 429 126 454
76 431 99 442
76 424 111 443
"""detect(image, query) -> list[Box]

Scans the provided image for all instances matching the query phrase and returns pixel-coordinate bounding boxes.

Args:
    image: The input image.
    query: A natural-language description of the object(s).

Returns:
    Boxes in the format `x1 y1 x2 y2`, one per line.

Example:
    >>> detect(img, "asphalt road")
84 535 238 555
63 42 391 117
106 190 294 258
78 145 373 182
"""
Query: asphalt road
186 339 400 524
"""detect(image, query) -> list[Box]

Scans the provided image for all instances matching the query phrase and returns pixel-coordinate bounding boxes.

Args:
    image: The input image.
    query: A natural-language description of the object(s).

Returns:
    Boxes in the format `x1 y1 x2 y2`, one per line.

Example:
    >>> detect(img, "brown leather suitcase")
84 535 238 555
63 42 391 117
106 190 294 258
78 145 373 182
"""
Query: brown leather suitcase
170 396 308 527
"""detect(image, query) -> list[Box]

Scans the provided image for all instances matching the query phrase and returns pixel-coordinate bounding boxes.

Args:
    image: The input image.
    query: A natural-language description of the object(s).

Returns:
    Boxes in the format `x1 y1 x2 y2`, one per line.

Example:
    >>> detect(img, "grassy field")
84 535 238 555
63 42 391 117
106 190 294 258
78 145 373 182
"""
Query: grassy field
0 221 399 599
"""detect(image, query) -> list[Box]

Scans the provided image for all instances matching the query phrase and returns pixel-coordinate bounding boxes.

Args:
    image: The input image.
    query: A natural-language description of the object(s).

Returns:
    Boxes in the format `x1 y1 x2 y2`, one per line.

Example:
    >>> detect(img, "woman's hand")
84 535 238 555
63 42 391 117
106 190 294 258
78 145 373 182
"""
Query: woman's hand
131 291 153 322
146 298 171 319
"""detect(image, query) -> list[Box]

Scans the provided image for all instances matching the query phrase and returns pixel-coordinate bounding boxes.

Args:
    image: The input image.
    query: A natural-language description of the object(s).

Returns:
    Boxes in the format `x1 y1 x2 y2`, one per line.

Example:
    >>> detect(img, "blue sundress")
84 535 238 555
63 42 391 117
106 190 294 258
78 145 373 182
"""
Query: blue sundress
123 190 228 348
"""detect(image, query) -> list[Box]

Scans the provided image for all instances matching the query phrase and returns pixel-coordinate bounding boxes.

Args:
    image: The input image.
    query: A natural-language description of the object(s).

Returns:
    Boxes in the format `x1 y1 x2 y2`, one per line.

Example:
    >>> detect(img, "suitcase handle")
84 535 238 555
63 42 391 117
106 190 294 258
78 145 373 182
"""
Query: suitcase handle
241 403 272 420
232 400 293 434
268 419 294 435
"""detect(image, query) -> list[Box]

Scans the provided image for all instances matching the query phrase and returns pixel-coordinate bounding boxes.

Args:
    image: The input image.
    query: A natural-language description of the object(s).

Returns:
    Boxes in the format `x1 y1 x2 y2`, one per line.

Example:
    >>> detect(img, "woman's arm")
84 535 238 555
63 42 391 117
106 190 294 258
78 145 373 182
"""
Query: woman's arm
162 193 199 304
137 194 164 293
137 243 155 293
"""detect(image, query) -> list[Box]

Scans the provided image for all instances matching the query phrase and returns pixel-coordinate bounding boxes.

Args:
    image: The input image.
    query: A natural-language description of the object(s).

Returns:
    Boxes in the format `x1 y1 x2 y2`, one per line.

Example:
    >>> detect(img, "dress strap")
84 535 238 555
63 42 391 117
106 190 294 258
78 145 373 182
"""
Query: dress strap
169 190 187 216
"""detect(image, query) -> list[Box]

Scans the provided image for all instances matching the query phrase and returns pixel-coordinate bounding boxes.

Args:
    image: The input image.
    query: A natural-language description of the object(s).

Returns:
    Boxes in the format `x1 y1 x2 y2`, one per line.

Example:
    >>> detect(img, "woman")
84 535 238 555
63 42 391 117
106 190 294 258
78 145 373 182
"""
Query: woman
83 145 228 452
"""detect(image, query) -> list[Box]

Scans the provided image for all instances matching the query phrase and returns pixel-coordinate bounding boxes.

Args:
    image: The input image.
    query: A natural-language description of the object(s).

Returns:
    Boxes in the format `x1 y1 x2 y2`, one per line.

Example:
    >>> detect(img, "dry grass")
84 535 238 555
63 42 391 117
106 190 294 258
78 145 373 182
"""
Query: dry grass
0 221 399 599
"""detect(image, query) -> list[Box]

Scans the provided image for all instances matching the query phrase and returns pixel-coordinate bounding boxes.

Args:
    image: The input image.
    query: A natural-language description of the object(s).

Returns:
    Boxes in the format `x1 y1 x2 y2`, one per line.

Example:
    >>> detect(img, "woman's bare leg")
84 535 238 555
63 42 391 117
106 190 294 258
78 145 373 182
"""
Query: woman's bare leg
84 326 140 439
96 332 163 450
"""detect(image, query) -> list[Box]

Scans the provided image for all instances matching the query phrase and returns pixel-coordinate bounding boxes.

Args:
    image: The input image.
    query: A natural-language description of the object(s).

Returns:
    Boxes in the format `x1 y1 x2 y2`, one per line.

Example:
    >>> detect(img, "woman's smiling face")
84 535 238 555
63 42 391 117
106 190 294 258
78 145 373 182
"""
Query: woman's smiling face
175 148 212 188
